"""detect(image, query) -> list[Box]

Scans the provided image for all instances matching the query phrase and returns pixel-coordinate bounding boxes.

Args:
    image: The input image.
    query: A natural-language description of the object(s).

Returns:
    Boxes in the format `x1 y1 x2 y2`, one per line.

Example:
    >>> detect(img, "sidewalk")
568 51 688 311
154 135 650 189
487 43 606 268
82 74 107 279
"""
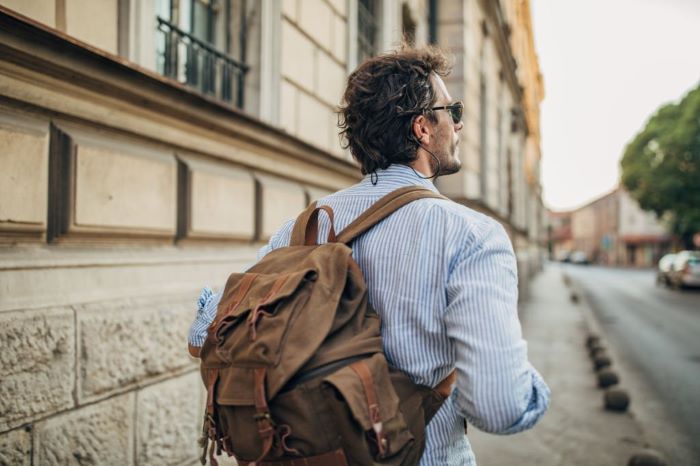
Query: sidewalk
468 263 651 466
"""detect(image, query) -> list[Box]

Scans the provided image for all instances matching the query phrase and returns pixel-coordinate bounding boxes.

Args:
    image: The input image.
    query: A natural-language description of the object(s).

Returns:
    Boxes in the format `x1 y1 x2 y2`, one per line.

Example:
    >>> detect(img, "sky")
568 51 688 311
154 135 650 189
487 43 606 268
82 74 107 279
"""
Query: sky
530 0 700 211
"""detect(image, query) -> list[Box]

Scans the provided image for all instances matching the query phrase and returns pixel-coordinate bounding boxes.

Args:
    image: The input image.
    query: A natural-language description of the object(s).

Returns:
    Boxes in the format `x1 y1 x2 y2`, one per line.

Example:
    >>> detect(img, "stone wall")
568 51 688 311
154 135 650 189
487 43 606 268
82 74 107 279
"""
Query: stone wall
0 8 354 464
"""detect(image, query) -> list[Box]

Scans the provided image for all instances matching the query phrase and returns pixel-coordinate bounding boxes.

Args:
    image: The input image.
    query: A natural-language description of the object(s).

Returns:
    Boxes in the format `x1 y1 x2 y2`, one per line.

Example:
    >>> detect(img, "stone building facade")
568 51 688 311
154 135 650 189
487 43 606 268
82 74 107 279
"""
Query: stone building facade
0 1 544 464
560 188 670 267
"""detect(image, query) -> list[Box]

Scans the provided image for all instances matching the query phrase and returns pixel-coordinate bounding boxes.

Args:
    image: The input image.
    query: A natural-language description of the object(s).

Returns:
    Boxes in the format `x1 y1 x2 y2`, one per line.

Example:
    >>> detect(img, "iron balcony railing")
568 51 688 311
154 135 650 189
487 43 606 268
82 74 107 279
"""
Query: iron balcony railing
156 16 249 108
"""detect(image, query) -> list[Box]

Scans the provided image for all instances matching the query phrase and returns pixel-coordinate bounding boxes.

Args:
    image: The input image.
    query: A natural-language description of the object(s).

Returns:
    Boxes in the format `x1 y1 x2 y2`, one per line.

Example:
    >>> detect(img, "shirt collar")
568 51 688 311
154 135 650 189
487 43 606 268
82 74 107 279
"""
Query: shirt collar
358 164 440 193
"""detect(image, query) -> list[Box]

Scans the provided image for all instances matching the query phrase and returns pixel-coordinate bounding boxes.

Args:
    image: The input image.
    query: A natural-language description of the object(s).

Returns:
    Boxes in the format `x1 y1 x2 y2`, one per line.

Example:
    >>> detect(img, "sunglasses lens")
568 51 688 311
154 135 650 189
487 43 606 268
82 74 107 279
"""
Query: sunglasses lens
450 103 463 124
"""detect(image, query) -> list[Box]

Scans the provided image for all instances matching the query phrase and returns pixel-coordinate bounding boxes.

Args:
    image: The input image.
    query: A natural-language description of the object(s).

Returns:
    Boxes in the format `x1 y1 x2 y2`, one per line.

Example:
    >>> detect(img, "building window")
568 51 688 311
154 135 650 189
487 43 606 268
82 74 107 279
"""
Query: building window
357 0 379 63
155 0 249 108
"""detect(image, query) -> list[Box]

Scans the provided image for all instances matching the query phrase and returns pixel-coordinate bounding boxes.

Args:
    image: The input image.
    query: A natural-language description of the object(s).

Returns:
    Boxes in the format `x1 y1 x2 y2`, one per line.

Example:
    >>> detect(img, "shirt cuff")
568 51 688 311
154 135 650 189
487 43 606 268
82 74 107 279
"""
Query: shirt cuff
187 287 222 347
498 367 551 435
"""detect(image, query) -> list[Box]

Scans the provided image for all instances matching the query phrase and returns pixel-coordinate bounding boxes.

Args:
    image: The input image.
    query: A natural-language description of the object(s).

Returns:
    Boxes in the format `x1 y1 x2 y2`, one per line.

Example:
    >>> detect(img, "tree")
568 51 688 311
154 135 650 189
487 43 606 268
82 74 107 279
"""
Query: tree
620 83 700 249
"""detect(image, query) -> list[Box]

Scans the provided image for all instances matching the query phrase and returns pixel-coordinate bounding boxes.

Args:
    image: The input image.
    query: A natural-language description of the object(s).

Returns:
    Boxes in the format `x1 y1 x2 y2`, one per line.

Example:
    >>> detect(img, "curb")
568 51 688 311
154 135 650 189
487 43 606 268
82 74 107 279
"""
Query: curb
561 269 668 466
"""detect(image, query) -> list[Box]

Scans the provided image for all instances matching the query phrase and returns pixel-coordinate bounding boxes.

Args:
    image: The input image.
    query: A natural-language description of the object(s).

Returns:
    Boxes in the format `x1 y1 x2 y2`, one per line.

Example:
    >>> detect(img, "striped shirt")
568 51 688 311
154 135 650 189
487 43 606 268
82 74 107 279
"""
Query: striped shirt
188 164 550 465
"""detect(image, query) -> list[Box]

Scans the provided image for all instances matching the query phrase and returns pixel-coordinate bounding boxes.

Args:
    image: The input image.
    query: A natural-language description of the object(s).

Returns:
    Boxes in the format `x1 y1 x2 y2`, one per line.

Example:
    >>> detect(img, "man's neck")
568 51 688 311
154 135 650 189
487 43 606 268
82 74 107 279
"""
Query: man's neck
410 152 434 178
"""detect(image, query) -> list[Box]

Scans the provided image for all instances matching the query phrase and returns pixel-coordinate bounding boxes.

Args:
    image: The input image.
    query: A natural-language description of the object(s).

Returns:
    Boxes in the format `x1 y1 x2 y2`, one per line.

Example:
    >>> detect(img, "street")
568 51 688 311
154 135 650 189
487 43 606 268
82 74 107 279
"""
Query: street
565 264 700 466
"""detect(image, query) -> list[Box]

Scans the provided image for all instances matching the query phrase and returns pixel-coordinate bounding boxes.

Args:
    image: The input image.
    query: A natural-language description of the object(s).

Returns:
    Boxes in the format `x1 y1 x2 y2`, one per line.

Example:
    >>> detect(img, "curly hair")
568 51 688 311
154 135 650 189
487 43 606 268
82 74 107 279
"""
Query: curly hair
337 46 452 175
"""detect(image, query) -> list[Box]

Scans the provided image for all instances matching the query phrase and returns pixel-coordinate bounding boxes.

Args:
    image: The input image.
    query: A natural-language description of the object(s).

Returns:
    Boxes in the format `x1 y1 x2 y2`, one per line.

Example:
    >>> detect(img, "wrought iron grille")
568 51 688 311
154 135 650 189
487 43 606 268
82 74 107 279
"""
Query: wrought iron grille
357 0 378 63
156 16 248 108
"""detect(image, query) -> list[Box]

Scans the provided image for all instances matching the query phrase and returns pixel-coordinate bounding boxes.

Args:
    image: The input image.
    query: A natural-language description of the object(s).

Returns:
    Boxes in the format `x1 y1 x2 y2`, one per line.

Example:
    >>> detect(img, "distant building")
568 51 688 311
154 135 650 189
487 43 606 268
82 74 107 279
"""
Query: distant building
552 187 670 267
547 210 573 260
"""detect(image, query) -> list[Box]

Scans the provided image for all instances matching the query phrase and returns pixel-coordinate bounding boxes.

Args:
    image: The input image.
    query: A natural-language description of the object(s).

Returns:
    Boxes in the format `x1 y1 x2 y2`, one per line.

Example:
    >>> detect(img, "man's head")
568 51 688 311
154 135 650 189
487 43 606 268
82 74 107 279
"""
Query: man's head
338 46 463 176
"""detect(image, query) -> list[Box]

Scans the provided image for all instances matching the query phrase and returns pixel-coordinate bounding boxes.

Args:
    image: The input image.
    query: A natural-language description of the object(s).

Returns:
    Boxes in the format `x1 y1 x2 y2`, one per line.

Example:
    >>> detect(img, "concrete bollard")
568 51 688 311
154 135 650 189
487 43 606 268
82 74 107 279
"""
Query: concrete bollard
604 387 630 411
593 354 612 370
596 368 619 388
589 347 607 359
627 449 667 466
588 343 605 358
585 334 600 349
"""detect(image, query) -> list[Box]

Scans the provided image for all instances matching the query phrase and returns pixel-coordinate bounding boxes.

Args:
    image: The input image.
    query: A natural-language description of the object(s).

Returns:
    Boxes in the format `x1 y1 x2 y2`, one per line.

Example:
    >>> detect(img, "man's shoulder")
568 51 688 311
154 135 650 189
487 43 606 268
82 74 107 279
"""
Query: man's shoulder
322 186 504 243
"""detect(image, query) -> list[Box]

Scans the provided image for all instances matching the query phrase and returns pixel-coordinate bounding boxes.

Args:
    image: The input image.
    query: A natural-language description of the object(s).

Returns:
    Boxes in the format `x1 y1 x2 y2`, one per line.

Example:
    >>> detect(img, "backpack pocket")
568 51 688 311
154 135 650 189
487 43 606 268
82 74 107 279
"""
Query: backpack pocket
323 353 417 464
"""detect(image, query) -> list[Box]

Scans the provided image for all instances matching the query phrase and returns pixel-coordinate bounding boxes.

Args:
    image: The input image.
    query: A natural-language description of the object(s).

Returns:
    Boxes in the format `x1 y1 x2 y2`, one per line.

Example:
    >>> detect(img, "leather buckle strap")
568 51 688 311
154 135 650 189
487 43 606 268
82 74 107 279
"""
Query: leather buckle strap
237 448 349 466
349 361 387 457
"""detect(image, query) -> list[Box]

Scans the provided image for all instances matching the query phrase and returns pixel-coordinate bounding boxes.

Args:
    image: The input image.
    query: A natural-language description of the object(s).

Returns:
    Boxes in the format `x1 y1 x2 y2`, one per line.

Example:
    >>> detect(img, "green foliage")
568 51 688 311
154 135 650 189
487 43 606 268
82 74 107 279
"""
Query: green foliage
620 83 700 248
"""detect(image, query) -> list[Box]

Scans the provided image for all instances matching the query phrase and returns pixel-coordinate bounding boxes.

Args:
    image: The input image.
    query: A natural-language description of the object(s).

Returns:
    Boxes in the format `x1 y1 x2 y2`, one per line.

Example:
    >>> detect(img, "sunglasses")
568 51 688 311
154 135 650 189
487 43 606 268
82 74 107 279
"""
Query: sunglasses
430 101 464 124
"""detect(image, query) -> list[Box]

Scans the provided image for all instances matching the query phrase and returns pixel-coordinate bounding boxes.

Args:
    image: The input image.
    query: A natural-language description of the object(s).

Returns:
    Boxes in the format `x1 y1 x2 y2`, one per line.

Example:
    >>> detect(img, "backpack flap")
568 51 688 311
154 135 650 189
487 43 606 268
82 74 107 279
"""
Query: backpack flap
212 268 318 365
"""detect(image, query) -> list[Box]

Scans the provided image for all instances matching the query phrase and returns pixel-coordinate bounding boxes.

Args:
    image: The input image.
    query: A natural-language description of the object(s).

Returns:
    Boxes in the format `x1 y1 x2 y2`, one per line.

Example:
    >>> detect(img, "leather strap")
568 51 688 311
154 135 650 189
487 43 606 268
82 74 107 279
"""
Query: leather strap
248 275 288 341
290 204 337 246
210 273 258 336
237 449 349 466
300 205 337 245
253 368 275 463
349 361 386 457
435 369 456 398
336 186 447 244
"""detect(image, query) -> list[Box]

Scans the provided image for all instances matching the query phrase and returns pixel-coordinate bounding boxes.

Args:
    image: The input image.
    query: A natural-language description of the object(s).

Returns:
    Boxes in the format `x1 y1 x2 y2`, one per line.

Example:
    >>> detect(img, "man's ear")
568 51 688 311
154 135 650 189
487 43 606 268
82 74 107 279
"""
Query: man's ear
412 115 431 144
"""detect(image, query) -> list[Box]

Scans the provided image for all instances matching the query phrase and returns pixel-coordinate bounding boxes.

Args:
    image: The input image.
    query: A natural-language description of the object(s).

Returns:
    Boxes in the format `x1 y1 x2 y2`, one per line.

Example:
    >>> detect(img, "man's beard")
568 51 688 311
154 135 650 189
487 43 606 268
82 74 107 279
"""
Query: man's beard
429 139 461 176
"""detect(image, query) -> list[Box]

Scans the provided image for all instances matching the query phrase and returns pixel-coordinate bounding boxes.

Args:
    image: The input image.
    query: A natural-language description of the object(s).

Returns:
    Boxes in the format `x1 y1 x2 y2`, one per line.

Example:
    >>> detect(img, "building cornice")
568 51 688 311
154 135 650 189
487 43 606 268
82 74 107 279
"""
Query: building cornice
0 7 360 187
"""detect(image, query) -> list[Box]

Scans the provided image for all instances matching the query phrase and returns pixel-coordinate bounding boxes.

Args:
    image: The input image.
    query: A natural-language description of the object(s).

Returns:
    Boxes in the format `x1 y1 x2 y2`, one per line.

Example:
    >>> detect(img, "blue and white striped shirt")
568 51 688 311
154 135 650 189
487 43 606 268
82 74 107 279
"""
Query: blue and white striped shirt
189 164 549 465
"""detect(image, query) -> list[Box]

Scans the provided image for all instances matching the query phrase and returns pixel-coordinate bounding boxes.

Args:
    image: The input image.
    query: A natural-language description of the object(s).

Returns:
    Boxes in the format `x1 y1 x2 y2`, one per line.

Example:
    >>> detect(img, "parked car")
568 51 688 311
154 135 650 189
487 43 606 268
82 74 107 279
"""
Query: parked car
570 250 590 265
656 253 677 286
669 251 700 289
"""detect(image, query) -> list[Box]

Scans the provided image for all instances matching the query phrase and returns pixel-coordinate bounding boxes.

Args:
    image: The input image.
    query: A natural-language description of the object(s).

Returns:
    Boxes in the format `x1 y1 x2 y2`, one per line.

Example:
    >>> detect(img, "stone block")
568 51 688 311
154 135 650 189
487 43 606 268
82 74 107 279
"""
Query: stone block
316 52 345 106
77 297 193 400
281 0 298 22
297 92 334 151
0 427 31 466
332 14 347 63
256 174 307 240
0 0 56 26
0 308 75 432
74 141 177 233
299 0 332 48
0 115 49 238
437 0 464 23
281 20 315 92
65 0 118 54
136 372 201 465
327 0 347 17
34 393 134 465
186 160 255 240
280 79 299 136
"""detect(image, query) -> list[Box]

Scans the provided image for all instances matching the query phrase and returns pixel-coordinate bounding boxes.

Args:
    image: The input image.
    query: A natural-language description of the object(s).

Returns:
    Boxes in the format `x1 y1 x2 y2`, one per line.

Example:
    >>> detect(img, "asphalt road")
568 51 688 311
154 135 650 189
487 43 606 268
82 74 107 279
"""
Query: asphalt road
564 264 700 466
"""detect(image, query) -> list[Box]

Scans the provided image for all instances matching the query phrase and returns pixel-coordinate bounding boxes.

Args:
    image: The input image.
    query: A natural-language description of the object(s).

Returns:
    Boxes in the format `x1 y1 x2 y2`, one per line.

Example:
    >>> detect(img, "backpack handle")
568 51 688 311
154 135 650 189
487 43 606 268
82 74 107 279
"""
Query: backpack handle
290 203 337 246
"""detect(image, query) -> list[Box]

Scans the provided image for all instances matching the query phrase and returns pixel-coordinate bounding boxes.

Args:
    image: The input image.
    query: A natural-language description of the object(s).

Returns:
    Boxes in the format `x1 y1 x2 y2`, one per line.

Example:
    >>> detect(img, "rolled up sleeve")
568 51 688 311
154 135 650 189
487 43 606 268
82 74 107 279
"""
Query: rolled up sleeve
444 220 550 433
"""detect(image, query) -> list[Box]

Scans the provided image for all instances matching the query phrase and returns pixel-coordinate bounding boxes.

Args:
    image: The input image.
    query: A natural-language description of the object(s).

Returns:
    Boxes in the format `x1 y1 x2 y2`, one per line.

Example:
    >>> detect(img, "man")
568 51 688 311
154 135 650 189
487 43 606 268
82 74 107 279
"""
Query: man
189 46 549 465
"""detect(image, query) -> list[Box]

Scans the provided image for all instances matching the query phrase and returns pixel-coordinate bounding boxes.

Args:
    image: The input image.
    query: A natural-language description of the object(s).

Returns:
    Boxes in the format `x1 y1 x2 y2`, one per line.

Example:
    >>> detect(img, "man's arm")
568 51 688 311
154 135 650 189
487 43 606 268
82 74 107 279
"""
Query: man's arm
444 220 550 433
187 287 223 357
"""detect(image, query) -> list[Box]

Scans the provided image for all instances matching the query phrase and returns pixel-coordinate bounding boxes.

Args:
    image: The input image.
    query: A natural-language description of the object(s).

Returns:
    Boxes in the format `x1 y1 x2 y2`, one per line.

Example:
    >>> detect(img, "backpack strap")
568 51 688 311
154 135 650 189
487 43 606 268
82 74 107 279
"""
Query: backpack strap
335 186 447 244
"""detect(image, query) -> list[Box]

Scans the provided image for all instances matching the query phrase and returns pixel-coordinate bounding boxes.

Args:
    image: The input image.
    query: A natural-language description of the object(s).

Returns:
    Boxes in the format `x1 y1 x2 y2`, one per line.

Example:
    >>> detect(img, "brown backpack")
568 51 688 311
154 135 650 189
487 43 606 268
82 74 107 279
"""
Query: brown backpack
198 186 453 466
